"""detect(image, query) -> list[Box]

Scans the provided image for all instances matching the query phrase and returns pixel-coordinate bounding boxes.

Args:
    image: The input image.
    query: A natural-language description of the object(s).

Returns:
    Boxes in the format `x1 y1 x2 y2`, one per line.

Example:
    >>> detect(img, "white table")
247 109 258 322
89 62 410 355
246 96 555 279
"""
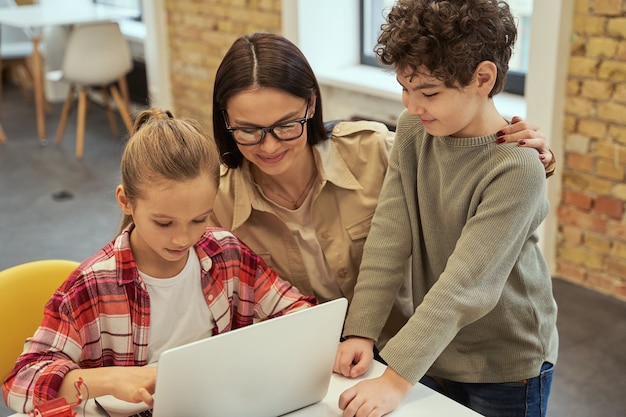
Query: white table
288 360 483 416
0 0 138 142
8 361 482 417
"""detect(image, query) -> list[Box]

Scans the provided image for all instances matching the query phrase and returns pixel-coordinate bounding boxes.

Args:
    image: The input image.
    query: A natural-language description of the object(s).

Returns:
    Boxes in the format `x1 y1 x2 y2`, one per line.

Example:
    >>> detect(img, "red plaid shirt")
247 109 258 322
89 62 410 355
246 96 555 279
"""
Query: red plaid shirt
3 225 316 413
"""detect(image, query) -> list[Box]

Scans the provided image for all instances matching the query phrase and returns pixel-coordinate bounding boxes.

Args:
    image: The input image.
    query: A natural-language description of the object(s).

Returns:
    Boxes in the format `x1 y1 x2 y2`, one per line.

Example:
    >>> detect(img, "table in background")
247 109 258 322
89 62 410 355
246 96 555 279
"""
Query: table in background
0 0 138 142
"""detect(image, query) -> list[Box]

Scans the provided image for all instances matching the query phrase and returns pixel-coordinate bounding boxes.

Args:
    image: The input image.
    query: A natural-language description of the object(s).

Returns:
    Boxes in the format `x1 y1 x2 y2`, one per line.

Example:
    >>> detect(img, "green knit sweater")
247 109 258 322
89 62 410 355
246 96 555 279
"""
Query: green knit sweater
343 109 558 384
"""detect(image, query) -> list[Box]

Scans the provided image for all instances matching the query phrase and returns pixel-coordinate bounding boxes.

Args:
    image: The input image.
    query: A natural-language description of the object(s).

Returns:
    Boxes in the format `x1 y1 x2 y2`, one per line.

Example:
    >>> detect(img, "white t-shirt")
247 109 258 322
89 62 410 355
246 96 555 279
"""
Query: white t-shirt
141 249 215 363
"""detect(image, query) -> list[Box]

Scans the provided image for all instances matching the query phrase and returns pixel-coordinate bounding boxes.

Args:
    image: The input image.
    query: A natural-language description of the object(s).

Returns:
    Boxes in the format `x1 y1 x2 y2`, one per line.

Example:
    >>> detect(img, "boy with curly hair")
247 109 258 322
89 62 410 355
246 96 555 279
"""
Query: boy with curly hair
333 1 558 416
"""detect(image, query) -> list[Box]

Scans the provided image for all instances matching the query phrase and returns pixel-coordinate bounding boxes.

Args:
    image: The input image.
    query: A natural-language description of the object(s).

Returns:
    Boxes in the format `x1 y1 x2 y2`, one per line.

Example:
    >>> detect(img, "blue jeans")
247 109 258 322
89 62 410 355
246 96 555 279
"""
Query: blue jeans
420 362 554 417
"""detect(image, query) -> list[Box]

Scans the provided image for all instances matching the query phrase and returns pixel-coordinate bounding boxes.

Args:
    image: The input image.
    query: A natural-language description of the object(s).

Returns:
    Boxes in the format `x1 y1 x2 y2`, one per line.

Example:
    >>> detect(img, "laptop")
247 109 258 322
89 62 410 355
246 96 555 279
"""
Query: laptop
94 298 348 417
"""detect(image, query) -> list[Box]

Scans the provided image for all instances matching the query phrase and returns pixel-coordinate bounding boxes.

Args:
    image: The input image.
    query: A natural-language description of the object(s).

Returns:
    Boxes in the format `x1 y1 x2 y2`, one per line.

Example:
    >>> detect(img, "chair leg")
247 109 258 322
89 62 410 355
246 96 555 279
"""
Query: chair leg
110 85 133 134
21 58 51 113
55 86 75 146
14 61 32 103
101 88 119 137
118 75 130 110
0 57 3 118
76 89 88 159
30 37 46 142
0 123 6 143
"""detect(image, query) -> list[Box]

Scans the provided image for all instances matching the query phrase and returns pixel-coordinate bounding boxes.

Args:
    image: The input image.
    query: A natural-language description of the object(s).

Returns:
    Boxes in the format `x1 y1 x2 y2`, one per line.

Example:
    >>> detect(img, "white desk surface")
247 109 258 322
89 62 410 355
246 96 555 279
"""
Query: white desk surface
9 361 482 417
0 1 138 29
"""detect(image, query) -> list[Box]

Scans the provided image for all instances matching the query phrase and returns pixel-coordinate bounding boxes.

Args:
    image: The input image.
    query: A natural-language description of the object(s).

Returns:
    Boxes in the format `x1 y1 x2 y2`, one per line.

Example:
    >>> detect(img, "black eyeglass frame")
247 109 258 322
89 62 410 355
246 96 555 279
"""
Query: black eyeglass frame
223 102 311 146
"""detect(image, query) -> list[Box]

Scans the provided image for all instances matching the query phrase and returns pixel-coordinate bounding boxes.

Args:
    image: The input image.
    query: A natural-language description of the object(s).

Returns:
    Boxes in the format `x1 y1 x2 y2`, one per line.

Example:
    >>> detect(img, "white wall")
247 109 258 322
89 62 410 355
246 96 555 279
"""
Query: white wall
525 0 573 272
141 0 172 108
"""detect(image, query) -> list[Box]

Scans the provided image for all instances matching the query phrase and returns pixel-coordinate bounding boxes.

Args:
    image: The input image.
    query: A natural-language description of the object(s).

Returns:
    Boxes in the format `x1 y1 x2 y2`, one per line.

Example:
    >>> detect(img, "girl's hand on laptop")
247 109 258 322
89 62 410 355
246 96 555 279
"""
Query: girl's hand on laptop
334 337 375 378
111 365 157 407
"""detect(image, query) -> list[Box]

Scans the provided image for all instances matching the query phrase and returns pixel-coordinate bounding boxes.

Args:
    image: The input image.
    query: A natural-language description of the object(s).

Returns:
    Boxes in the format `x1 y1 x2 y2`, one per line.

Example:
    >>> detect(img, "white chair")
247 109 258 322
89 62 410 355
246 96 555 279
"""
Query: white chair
49 21 134 159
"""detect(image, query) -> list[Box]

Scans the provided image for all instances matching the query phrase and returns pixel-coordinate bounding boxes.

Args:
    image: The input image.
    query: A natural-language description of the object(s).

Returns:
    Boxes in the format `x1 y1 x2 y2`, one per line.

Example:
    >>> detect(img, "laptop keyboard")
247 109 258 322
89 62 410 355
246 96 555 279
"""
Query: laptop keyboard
94 397 153 417
128 411 153 417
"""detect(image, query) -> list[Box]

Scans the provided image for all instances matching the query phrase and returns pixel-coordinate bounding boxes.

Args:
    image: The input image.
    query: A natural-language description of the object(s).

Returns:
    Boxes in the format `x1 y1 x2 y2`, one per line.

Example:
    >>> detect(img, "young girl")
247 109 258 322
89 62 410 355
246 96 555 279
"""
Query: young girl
2 109 315 414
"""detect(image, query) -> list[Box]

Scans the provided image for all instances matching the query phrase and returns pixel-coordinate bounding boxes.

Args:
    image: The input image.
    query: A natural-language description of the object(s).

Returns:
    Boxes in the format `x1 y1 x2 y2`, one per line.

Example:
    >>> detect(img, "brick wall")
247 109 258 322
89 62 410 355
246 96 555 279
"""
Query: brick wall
559 0 626 300
164 0 282 130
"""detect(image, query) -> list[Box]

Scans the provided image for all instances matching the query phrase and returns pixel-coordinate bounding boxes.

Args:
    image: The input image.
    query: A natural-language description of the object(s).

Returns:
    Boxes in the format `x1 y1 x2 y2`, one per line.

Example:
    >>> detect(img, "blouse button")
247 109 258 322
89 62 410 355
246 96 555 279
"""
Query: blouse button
207 295 214 301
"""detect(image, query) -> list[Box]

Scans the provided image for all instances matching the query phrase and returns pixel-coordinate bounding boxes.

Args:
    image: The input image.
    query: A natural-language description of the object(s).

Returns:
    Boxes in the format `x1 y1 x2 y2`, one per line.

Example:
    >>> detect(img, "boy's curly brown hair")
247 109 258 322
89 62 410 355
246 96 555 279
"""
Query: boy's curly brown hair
376 0 517 97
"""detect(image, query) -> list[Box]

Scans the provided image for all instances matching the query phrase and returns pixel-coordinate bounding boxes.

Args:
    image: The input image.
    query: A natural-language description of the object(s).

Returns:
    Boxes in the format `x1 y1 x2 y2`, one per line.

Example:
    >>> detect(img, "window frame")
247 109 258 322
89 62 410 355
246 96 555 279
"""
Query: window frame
359 0 528 96
92 0 142 21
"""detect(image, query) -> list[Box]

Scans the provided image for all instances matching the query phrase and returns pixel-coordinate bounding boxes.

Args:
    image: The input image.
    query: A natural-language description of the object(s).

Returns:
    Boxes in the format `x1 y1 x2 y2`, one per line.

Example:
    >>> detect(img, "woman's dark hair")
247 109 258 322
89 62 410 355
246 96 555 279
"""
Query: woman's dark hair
213 32 326 168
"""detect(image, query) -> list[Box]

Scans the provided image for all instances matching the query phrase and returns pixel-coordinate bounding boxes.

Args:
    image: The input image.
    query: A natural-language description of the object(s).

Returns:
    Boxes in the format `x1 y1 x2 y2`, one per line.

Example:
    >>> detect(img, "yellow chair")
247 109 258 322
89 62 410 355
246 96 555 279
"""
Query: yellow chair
0 259 79 381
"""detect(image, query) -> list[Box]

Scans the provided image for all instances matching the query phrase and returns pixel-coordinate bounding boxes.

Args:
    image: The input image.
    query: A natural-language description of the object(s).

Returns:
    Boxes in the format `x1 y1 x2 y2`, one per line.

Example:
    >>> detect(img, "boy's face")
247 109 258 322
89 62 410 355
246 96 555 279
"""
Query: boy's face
397 66 489 138
117 175 216 278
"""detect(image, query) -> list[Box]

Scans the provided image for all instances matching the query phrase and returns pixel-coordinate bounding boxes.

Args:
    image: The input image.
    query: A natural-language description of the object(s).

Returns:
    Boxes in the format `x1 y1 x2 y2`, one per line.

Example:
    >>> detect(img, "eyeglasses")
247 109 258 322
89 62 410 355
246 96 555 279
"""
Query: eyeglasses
224 102 311 146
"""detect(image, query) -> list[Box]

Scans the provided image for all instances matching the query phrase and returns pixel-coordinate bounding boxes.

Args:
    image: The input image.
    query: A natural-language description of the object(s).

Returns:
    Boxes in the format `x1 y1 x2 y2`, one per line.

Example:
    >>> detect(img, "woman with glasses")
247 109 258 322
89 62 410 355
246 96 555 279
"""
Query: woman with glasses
210 32 555 349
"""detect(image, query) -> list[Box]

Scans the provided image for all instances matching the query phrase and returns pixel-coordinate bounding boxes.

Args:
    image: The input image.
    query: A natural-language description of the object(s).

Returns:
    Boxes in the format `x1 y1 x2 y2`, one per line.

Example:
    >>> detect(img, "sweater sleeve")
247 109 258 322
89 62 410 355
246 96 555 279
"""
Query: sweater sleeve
342 119 417 342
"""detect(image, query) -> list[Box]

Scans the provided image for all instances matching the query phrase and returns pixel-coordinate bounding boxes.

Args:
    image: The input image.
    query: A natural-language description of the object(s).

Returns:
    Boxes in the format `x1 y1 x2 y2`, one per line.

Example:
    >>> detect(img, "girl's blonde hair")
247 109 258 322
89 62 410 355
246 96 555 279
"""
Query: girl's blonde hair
118 108 220 233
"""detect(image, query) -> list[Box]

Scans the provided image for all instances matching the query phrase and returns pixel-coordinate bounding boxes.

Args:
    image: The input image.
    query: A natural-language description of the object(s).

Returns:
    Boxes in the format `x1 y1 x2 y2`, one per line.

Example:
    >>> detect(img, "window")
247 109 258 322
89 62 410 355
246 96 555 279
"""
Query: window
360 0 394 67
505 0 533 95
360 0 533 95
93 0 142 20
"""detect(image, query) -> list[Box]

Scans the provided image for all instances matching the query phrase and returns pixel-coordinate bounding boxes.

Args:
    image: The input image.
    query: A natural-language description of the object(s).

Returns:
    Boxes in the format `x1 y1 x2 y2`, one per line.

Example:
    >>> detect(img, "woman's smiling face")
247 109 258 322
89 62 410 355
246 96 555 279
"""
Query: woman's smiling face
225 88 313 177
